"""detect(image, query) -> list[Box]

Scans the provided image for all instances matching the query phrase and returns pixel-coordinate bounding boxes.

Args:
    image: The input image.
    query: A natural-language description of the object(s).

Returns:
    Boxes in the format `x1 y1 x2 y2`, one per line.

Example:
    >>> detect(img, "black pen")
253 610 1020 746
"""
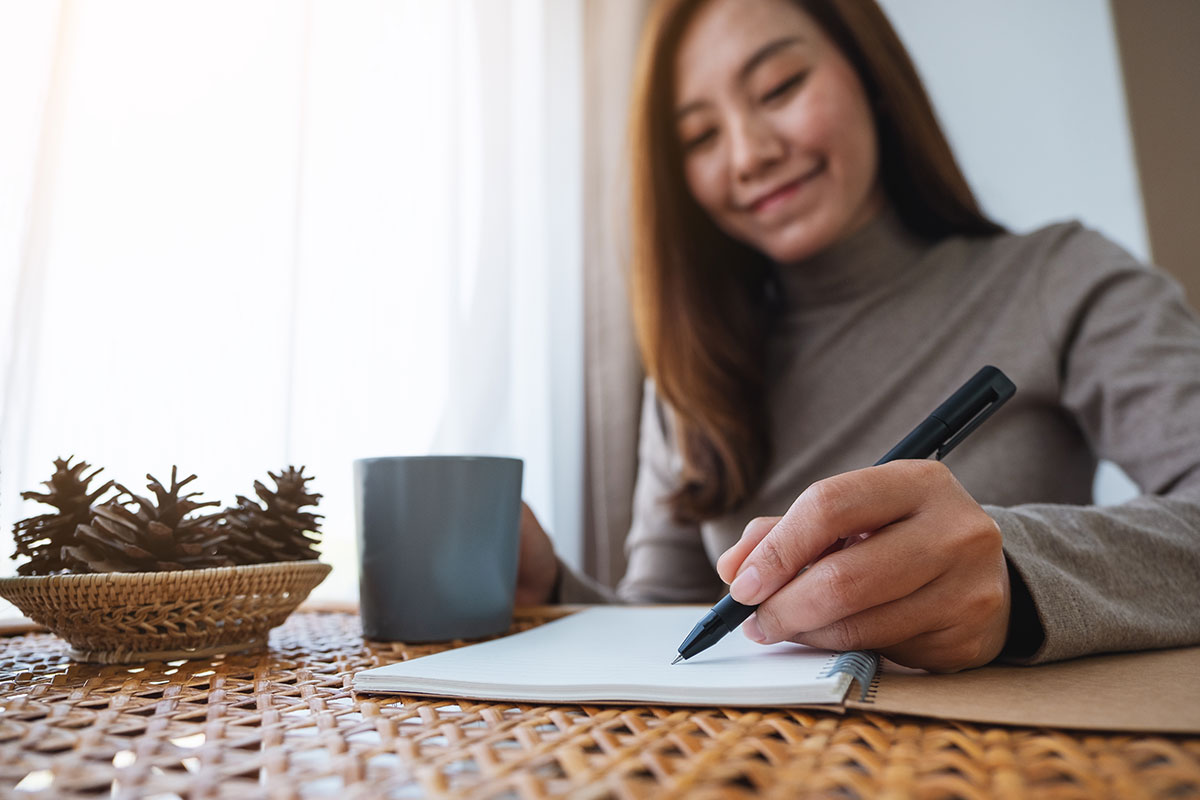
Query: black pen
671 365 1016 664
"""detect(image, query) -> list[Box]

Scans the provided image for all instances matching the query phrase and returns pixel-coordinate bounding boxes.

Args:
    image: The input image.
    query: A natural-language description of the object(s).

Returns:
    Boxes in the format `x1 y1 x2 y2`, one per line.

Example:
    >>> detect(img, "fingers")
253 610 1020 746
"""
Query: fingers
745 515 944 640
745 566 1009 672
752 583 951 655
716 515 780 584
788 583 1008 673
728 461 944 605
515 501 559 606
745 509 1004 648
519 501 540 535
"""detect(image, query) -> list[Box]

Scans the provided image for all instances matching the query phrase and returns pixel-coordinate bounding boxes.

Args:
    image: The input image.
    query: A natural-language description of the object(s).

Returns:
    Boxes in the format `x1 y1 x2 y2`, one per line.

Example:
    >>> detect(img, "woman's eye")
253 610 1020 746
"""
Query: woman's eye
761 72 807 104
682 128 717 151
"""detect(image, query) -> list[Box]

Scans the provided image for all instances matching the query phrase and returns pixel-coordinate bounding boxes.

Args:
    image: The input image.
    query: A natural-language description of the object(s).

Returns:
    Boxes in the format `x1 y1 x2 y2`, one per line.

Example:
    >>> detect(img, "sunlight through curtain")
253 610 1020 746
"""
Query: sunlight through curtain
0 0 583 600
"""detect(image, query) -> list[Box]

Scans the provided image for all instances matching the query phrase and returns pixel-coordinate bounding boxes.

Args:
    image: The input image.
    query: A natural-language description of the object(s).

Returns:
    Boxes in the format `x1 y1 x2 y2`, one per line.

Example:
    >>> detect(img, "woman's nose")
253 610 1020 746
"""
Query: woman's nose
728 112 785 182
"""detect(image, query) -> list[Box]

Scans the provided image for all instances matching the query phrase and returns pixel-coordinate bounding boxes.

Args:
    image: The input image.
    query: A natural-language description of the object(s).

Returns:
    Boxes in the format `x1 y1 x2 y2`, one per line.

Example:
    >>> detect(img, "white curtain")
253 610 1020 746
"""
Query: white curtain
0 0 584 601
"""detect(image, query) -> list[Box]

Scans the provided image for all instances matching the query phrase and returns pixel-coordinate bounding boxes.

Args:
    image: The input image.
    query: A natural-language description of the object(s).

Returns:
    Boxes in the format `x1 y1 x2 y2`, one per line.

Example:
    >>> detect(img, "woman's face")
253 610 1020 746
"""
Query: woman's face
674 0 884 264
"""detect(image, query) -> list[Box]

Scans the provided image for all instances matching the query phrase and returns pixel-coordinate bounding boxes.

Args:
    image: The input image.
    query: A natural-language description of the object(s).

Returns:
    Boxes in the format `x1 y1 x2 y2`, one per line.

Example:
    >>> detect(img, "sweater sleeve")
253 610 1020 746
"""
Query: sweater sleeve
988 225 1200 664
557 380 723 604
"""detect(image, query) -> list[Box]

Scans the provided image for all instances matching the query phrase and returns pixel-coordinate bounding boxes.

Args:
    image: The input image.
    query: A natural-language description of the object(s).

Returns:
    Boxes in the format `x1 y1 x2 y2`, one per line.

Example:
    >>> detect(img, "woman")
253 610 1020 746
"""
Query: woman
516 0 1200 671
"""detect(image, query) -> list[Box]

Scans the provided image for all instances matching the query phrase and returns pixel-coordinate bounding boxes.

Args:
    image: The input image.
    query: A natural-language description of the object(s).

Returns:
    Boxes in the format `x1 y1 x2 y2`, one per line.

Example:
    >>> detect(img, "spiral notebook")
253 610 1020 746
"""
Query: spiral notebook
353 606 876 706
353 605 1200 733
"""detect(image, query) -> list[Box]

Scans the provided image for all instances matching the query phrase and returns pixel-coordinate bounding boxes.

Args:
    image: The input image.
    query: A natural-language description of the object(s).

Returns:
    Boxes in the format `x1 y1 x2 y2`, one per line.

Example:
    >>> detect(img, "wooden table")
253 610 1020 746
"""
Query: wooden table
1 607 1197 799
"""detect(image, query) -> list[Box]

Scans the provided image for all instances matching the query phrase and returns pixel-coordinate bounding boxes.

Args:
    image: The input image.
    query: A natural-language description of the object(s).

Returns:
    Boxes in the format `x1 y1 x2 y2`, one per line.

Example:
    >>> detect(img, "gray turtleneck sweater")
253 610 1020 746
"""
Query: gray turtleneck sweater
560 213 1200 665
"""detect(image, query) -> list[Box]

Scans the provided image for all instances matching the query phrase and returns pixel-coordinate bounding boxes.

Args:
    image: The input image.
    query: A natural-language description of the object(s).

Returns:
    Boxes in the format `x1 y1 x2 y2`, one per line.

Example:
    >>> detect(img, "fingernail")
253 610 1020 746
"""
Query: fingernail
743 614 765 643
730 566 761 604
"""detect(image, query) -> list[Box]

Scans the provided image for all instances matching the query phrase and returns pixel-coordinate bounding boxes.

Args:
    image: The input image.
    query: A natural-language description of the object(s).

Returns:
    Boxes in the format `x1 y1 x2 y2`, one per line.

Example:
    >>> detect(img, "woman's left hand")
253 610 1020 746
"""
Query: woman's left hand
715 460 1011 672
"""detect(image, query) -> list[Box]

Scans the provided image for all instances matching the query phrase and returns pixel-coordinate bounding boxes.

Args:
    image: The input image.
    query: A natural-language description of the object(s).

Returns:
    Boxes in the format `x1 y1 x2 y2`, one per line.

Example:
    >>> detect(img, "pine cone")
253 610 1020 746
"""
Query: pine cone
218 466 323 564
62 467 232 573
12 457 115 575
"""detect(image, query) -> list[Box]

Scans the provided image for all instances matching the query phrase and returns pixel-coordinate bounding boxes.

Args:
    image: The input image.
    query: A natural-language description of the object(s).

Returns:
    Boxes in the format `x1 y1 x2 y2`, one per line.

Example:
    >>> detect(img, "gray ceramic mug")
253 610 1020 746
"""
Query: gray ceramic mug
354 455 523 642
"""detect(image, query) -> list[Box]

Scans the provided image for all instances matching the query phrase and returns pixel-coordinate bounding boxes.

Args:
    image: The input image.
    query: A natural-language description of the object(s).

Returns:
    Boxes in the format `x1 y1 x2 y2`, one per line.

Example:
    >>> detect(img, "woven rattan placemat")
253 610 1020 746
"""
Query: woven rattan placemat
1 607 1197 799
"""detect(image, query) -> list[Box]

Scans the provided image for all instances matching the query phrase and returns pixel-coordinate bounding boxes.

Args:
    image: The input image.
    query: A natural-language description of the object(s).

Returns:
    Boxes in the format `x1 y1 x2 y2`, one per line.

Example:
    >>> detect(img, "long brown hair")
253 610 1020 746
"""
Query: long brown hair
629 0 1004 523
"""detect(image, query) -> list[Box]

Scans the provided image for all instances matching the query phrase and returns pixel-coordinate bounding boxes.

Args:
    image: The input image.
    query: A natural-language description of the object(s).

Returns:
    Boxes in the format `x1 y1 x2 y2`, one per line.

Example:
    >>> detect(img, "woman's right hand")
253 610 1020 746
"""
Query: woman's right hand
715 462 1011 672
515 502 560 606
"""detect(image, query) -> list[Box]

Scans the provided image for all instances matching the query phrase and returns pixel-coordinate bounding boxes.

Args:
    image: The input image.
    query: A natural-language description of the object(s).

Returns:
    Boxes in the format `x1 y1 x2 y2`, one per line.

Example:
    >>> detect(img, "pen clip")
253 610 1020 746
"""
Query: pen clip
935 368 1016 460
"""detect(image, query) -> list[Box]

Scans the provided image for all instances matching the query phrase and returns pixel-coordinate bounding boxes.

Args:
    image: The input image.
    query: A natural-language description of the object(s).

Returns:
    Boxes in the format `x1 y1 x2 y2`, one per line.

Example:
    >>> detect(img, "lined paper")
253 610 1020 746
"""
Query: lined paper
354 606 852 706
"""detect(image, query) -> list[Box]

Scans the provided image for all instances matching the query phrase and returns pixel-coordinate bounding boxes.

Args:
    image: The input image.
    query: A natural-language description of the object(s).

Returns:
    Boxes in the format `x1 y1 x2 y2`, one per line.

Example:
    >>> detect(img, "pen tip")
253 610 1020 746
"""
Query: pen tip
671 655 684 665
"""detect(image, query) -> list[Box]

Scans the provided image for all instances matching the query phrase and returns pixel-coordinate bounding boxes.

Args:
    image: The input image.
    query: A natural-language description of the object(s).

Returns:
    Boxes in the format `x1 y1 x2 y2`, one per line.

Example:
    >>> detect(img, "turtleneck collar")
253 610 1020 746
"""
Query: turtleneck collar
772 207 931 312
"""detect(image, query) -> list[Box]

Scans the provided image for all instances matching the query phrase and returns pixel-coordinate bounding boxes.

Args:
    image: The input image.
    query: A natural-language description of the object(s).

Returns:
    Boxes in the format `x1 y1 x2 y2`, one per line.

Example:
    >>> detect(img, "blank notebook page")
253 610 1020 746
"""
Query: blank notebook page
353 606 852 706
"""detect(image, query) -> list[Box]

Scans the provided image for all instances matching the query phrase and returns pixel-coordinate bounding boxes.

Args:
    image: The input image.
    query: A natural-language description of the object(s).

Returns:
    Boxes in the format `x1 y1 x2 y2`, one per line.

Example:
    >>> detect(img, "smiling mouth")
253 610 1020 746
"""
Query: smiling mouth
746 161 826 214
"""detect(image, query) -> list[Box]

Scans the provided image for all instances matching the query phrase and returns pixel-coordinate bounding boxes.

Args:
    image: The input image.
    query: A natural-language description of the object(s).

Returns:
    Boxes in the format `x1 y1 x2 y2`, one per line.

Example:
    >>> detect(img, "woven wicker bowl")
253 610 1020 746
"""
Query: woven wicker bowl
0 561 330 663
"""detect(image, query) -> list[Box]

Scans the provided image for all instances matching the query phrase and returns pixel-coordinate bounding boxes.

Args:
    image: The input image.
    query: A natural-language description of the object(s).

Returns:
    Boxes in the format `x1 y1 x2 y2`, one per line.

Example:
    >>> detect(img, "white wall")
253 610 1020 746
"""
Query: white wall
877 0 1144 504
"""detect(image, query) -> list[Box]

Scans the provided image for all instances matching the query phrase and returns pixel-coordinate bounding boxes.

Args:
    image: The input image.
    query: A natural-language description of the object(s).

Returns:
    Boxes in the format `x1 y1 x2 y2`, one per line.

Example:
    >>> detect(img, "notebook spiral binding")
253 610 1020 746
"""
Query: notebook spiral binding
862 670 881 703
819 651 880 701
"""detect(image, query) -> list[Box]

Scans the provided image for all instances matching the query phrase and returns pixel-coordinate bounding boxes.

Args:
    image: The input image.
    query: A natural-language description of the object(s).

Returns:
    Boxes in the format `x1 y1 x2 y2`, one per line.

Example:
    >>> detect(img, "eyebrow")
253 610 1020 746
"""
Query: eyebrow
675 36 805 121
740 36 804 82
